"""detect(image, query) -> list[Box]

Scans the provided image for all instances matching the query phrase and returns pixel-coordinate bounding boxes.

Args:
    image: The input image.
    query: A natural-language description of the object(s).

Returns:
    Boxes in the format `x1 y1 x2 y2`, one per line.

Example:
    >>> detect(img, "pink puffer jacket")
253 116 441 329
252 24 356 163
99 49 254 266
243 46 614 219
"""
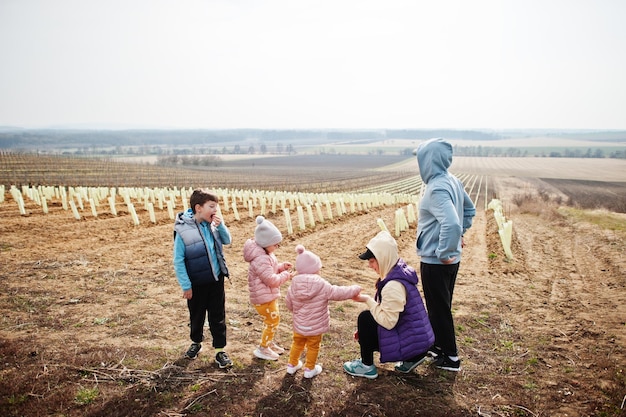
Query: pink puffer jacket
286 273 361 336
243 238 291 305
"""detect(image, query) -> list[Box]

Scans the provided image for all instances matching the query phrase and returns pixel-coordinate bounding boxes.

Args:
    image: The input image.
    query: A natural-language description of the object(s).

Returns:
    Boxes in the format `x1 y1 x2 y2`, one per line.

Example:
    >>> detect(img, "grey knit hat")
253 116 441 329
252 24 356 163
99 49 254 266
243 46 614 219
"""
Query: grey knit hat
254 216 282 247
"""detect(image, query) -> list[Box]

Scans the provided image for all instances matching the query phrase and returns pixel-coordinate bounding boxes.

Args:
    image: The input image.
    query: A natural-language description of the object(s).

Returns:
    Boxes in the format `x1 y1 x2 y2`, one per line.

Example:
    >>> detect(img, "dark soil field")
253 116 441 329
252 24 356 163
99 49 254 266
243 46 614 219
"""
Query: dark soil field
0 154 625 417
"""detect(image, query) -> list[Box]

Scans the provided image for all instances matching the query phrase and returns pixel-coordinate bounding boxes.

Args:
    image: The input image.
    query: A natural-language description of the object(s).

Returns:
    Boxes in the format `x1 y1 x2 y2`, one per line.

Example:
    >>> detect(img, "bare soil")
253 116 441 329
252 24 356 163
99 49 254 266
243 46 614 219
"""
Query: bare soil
0 176 625 417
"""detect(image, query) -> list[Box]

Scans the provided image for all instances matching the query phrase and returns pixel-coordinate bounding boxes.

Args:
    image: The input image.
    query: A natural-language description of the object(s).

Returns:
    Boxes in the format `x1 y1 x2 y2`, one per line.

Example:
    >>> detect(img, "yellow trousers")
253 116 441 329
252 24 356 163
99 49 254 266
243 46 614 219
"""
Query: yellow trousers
289 332 322 370
254 299 280 348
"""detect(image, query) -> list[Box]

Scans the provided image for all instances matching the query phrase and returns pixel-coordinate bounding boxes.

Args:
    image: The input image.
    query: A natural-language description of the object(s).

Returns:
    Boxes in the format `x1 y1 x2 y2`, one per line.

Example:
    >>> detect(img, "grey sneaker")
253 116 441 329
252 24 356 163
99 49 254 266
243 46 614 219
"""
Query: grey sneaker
185 343 202 359
343 359 378 379
215 351 233 369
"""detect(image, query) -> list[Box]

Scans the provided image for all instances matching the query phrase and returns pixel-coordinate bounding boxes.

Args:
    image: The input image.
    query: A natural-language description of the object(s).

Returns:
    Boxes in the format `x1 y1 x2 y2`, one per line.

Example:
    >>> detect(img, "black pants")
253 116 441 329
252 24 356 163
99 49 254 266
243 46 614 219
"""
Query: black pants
357 310 379 366
420 262 460 357
188 278 226 348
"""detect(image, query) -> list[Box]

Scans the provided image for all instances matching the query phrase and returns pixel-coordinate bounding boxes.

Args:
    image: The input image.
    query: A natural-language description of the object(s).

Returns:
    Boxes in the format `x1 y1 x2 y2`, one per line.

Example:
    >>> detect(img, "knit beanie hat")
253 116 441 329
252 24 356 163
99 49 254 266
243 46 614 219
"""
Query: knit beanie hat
295 244 322 274
254 216 282 247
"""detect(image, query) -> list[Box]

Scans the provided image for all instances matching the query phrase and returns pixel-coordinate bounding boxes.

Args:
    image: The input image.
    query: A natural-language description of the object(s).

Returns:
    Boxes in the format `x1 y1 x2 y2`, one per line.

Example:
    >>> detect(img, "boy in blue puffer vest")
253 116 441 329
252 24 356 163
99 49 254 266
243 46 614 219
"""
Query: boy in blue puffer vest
173 188 233 369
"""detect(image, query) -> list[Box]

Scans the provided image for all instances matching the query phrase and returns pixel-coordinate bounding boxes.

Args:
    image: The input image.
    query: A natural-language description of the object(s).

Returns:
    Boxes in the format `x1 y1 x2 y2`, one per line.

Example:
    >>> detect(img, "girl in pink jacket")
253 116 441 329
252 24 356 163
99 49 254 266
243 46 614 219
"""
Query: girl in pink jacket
243 216 295 361
286 244 361 378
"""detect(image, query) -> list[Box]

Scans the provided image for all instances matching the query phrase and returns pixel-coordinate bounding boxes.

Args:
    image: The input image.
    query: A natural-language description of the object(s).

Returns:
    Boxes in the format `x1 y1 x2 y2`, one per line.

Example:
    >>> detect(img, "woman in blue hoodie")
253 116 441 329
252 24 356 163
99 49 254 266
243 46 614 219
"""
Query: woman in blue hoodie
415 138 476 372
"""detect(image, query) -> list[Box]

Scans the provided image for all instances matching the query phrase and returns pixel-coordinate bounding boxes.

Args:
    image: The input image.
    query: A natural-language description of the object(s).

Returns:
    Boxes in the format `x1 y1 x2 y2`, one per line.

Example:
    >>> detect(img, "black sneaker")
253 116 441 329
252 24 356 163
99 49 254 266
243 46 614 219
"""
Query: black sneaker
215 351 233 369
185 343 202 359
427 345 443 358
433 355 461 372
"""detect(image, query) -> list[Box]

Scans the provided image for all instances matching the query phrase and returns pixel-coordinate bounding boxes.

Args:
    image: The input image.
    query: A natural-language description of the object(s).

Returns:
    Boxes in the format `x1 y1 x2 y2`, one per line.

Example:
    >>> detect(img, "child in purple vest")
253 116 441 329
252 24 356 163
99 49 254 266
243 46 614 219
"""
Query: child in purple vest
343 231 434 379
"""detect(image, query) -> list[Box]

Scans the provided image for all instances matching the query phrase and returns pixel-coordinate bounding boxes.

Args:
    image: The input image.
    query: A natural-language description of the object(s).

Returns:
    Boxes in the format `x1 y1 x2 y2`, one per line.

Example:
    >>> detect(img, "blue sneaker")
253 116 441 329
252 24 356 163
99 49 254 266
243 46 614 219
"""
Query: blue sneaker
343 359 378 379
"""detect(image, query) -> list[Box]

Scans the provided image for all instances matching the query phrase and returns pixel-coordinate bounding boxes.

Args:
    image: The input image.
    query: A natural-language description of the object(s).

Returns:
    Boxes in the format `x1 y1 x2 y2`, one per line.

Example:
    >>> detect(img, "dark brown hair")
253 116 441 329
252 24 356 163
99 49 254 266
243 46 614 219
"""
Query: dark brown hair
189 189 218 213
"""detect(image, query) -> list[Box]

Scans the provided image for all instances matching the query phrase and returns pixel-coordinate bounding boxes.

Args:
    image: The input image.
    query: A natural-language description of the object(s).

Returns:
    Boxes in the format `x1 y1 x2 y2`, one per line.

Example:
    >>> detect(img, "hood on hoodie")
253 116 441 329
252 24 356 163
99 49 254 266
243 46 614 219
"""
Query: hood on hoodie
365 231 399 278
416 138 453 184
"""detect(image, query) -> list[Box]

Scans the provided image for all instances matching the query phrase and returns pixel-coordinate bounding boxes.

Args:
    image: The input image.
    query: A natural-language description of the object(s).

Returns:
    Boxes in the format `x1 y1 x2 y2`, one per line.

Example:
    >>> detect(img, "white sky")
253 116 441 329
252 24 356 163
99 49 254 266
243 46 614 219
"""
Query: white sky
1 0 625 130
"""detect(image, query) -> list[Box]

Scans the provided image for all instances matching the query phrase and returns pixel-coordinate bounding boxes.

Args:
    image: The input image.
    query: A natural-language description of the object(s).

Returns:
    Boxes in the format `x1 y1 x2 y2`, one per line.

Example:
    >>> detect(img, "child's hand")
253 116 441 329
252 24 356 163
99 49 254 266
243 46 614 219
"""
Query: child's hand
211 215 222 227
353 293 369 303
284 262 293 270
353 330 359 341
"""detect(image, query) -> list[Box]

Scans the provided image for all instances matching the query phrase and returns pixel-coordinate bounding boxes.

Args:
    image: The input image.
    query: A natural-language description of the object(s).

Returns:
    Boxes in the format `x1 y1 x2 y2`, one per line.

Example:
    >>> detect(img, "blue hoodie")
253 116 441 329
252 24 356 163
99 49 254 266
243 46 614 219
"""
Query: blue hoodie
416 138 476 264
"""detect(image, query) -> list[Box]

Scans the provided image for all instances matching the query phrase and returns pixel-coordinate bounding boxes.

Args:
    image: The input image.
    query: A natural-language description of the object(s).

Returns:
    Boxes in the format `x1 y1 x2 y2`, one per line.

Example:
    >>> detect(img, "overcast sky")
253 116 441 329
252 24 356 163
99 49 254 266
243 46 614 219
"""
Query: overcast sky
1 0 625 130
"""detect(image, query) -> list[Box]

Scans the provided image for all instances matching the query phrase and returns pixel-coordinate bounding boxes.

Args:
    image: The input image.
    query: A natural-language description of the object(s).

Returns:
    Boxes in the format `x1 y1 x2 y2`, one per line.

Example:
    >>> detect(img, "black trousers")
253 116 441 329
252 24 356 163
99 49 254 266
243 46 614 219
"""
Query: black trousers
357 310 379 366
188 278 227 348
420 262 460 357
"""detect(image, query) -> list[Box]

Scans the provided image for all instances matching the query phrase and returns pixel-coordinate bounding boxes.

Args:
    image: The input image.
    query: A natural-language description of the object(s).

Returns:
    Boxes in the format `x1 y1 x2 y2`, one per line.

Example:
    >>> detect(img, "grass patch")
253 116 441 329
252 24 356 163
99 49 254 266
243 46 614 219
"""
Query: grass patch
75 387 99 405
560 207 626 232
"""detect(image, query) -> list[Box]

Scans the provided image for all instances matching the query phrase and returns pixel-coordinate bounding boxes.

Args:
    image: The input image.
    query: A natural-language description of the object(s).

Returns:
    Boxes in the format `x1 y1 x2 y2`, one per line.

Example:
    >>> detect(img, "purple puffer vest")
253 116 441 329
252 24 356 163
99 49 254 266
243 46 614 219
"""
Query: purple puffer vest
376 259 435 363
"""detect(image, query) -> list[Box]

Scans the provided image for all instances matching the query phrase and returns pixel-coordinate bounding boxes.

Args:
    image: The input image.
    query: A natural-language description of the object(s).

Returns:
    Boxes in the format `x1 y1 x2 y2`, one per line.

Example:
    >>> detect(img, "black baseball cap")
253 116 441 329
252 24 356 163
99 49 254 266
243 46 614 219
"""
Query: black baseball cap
358 248 375 260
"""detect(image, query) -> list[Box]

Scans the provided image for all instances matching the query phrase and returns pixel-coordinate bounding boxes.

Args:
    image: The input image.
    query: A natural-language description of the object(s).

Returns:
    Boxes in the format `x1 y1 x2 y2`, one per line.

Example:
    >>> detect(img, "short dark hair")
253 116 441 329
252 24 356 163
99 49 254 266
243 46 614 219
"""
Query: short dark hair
189 189 218 213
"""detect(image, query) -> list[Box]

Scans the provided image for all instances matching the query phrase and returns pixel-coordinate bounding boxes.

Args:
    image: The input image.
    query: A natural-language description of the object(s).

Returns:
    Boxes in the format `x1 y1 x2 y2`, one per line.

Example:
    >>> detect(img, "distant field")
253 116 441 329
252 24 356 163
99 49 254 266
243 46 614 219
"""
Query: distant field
2 153 625 211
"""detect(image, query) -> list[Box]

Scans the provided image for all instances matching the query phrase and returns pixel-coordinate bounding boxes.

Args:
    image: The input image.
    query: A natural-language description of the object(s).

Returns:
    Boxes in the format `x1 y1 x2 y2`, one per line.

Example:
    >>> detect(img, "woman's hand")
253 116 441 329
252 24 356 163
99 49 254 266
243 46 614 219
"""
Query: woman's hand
182 289 193 300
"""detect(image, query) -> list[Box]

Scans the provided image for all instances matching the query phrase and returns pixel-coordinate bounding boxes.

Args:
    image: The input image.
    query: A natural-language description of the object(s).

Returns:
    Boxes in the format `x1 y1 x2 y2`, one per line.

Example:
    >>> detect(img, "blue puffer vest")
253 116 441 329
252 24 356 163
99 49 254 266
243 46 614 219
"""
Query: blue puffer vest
376 259 435 363
174 212 229 285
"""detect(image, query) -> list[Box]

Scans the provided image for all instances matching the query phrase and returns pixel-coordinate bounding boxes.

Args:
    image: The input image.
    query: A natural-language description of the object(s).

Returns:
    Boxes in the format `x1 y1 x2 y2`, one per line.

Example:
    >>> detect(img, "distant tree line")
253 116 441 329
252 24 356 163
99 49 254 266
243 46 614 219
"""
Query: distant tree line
157 155 223 167
0 128 503 149
452 145 625 159
1 129 624 159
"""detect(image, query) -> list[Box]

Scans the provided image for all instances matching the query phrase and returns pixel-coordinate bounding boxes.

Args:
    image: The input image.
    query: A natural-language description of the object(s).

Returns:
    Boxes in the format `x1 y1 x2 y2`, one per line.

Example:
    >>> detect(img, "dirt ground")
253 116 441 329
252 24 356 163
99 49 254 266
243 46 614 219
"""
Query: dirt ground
0 176 625 417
